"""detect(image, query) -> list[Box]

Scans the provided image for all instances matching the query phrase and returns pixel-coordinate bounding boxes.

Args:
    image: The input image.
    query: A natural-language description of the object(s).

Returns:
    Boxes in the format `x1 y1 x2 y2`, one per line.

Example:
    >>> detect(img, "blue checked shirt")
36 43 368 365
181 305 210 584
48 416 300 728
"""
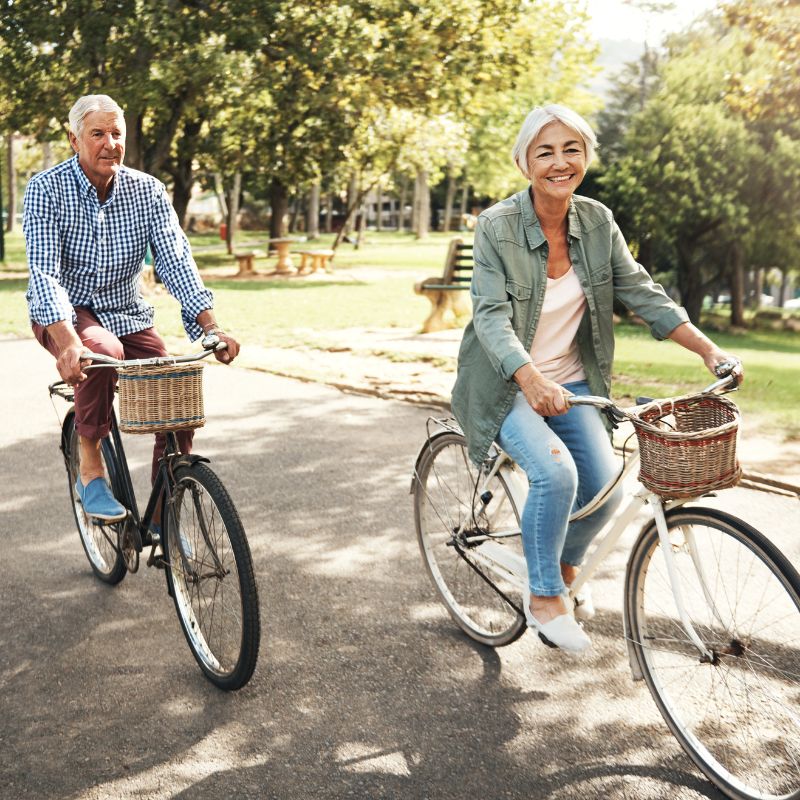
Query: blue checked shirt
24 155 213 341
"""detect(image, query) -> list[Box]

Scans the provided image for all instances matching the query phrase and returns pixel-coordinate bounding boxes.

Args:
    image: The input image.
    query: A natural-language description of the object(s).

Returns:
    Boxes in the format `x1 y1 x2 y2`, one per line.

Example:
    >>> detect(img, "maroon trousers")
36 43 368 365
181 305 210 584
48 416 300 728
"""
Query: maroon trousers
34 307 193 481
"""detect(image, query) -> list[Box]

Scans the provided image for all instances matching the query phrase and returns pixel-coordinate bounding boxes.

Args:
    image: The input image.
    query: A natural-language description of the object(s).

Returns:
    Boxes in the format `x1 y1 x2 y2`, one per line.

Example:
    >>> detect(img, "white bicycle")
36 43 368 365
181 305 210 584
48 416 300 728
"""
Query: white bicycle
411 370 800 800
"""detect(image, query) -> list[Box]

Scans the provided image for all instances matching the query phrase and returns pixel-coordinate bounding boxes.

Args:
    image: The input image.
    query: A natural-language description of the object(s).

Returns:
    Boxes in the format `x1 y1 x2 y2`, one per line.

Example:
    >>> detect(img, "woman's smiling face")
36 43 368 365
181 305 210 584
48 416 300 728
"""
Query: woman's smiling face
526 121 587 202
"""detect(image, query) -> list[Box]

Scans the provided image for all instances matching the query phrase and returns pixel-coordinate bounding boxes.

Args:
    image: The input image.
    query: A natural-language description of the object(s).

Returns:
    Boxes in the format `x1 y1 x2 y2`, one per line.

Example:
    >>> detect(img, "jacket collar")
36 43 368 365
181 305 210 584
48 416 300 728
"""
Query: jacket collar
517 187 583 249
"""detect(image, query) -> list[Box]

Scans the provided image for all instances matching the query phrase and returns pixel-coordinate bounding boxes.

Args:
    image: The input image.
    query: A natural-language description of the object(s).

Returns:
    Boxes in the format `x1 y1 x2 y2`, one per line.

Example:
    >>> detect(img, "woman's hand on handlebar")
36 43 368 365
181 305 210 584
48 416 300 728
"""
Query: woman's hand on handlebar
514 364 571 417
704 350 744 386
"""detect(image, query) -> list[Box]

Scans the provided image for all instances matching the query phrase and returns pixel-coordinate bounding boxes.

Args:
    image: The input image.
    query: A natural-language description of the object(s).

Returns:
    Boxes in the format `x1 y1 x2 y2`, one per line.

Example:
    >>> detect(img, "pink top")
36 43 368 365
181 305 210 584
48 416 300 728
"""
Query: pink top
530 266 587 384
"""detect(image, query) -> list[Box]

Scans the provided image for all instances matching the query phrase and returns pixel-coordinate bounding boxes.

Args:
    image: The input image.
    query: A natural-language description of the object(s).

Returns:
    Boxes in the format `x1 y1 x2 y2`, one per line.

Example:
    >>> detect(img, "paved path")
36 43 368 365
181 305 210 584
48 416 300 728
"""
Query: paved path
1 338 798 799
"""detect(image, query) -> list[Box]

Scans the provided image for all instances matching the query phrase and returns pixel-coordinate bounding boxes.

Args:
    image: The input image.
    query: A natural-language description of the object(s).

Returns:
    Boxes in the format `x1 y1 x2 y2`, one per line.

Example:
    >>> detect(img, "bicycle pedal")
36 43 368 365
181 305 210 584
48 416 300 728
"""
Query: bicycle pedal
147 545 166 568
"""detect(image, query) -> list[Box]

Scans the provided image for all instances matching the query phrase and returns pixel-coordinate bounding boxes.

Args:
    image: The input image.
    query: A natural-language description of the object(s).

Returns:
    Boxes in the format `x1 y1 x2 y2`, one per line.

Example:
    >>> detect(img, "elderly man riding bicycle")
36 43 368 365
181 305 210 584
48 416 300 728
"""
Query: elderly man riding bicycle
24 93 240 520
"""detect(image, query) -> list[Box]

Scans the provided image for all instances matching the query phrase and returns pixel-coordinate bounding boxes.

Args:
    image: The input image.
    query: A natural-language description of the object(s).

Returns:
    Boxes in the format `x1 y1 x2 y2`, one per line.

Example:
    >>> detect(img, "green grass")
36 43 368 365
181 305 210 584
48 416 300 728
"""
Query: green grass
612 322 800 436
3 228 798 437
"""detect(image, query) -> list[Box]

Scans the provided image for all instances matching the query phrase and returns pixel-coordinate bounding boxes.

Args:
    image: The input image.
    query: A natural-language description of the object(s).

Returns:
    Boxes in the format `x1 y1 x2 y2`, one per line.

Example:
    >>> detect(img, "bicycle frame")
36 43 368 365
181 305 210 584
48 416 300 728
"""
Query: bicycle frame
452 426 717 669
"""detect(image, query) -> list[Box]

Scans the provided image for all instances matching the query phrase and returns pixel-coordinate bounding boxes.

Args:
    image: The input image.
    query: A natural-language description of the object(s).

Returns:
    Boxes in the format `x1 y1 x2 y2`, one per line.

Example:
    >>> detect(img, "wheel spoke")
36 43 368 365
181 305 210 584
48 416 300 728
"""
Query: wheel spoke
414 432 526 647
629 510 800 798
167 463 258 690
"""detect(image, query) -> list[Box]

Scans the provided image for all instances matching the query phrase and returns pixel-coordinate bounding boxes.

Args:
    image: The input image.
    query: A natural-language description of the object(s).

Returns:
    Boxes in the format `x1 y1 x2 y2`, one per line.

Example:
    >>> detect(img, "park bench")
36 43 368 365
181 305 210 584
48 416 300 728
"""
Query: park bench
233 249 266 276
413 238 473 333
297 249 335 274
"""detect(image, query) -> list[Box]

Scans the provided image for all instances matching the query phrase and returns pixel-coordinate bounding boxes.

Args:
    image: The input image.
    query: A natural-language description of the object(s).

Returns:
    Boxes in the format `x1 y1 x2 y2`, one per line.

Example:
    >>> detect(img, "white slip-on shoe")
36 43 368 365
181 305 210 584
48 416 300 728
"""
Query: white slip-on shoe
566 583 595 622
524 594 591 654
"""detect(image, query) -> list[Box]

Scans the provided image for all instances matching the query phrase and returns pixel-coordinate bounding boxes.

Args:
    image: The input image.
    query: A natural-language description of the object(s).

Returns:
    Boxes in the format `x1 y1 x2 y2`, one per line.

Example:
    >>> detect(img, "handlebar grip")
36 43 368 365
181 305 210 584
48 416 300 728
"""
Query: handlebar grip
714 358 741 378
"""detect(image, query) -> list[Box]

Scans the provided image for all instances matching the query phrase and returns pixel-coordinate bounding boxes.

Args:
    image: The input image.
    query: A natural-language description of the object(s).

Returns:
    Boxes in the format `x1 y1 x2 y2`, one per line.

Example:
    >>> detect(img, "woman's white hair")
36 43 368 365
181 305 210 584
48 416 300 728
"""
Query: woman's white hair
511 104 597 179
68 94 125 137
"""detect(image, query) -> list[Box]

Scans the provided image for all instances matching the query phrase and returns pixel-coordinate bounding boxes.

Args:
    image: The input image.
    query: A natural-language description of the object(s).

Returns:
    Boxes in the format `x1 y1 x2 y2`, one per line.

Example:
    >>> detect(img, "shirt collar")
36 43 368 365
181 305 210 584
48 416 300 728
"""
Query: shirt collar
517 187 583 249
69 154 120 205
69 155 94 198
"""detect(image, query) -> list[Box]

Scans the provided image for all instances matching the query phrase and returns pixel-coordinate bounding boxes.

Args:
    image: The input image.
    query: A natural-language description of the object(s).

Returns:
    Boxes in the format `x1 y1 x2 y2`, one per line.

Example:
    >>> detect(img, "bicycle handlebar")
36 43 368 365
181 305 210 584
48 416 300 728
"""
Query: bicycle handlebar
567 361 741 418
80 332 227 370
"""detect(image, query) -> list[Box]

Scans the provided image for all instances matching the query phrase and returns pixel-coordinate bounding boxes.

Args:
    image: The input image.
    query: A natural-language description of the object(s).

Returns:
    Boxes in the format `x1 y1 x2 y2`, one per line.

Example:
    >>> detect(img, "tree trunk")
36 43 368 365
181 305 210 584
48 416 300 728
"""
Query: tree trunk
288 194 300 233
442 167 456 233
6 134 16 233
324 192 334 233
355 203 367 249
750 268 763 308
375 180 383 232
213 173 228 220
269 178 288 240
398 179 409 232
413 169 430 239
124 112 146 171
341 173 359 237
171 118 202 229
410 177 419 234
306 181 320 239
728 241 746 328
779 269 789 307
459 181 470 230
676 240 703 324
225 171 242 254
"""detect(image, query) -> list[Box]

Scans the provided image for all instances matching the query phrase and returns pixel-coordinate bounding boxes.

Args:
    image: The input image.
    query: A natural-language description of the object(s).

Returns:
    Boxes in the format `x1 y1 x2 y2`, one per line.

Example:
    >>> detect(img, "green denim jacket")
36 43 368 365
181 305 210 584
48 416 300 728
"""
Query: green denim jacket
451 189 689 465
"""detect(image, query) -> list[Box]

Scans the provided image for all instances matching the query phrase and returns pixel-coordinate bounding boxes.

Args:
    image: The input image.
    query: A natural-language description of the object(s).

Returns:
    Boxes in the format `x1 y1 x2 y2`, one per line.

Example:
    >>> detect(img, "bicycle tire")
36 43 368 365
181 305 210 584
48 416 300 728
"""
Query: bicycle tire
414 431 526 647
626 506 800 800
64 413 127 585
165 461 260 690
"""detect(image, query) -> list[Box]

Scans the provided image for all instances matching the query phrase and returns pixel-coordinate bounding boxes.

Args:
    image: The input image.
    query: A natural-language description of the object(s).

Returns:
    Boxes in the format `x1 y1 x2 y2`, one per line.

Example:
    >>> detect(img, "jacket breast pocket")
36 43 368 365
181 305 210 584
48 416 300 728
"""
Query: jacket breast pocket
506 280 532 301
506 279 532 335
590 264 613 310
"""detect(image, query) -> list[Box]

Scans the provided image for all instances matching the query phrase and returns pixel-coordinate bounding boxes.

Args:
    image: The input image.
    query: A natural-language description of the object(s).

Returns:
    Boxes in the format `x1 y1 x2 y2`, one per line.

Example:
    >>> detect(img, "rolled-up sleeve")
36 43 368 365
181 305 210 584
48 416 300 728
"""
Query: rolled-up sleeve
470 217 532 381
610 222 688 339
148 182 214 340
23 180 75 327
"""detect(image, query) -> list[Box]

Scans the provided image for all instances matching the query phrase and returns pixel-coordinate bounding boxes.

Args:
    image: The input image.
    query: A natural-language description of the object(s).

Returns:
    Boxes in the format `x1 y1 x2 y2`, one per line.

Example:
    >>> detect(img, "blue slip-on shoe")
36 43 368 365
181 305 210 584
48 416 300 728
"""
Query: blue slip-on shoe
75 477 126 521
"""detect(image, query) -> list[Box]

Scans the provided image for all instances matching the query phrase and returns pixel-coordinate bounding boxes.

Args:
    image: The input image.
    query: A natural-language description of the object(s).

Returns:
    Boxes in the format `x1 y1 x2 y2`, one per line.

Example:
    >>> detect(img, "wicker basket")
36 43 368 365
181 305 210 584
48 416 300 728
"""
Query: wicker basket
117 362 205 434
632 394 741 499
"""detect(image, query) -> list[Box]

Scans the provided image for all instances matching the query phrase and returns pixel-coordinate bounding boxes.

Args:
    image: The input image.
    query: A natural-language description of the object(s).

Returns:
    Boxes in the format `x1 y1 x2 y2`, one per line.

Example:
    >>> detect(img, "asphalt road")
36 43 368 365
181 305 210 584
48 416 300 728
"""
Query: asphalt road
1 337 798 800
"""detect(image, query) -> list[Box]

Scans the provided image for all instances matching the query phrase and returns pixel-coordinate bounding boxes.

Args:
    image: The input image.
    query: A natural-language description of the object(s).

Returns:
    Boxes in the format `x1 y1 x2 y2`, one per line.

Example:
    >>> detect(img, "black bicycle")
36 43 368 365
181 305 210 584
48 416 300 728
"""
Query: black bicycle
48 336 260 690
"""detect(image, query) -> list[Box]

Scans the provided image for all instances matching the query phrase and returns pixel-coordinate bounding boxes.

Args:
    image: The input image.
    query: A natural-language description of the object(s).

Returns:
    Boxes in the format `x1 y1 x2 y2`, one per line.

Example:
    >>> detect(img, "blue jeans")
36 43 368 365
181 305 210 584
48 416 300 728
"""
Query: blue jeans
497 381 622 597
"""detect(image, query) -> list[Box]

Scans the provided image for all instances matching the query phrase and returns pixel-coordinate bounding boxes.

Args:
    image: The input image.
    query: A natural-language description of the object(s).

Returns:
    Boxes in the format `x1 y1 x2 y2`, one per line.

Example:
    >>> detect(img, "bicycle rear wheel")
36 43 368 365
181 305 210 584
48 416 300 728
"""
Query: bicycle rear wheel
413 431 526 647
626 507 800 800
64 414 126 585
165 461 260 690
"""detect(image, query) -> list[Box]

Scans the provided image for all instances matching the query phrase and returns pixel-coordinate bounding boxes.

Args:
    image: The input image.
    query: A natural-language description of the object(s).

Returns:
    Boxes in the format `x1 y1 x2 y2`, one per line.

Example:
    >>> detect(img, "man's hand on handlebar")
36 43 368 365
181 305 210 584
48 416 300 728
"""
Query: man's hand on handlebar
202 330 240 364
57 343 90 385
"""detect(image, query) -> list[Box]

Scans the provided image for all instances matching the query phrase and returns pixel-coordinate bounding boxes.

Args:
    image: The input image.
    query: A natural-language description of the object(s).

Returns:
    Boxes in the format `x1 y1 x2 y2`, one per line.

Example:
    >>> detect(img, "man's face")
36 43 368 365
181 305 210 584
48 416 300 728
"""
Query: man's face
69 110 126 191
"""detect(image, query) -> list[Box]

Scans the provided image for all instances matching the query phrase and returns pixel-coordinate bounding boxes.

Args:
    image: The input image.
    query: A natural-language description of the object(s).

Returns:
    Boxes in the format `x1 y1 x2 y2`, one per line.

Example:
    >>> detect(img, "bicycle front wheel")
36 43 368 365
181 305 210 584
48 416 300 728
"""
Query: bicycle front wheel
413 431 526 647
65 414 126 585
165 462 260 690
626 507 800 800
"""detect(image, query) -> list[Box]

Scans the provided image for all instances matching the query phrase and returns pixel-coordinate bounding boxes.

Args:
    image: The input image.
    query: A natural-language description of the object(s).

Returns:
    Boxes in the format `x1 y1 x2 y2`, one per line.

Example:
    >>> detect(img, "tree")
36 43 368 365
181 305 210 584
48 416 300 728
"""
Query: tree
597 16 800 323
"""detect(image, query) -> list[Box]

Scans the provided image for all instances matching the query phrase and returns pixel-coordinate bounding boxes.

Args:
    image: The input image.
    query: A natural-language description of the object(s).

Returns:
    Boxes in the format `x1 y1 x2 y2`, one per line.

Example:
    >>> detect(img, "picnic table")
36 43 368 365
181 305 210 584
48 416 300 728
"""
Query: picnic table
232 238 301 276
269 238 296 274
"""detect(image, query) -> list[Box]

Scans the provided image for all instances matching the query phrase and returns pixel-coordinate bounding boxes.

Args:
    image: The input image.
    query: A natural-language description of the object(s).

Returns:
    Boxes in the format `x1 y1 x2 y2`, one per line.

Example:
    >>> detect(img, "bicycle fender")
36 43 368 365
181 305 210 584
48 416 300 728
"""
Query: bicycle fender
60 409 75 462
410 430 455 494
170 453 211 471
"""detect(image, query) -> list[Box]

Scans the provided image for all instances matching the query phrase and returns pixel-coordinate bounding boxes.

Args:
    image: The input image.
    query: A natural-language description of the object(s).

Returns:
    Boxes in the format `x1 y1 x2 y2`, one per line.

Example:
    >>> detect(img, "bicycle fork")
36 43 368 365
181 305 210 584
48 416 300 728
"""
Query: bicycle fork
649 497 716 663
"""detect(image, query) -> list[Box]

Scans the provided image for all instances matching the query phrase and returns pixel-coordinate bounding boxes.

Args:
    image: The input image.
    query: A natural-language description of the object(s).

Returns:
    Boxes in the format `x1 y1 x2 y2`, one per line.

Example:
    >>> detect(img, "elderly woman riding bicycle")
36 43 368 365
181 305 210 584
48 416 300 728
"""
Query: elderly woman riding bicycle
451 104 742 654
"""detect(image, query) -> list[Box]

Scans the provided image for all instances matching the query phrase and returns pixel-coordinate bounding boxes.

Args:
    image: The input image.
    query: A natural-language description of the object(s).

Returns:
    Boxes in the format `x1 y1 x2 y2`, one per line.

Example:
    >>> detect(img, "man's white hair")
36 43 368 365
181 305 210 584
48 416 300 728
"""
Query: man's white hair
511 104 597 179
68 94 125 137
